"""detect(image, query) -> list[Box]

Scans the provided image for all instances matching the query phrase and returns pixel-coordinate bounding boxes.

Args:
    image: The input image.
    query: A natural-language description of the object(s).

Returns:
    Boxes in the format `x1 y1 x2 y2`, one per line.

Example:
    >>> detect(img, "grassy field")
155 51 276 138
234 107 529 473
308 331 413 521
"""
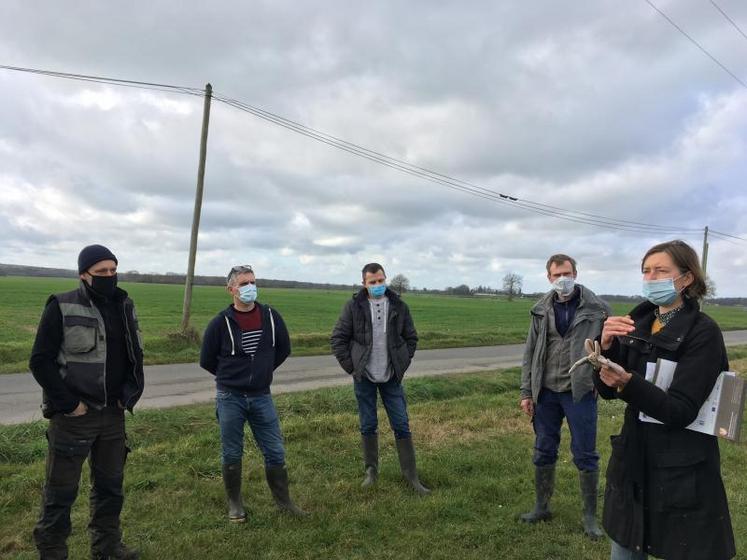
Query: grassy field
2 347 747 559
2 276 747 374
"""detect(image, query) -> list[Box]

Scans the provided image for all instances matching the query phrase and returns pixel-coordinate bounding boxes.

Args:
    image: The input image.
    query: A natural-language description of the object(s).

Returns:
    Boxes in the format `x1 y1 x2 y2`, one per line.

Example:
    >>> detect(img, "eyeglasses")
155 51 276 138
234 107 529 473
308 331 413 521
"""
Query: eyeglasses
226 265 253 283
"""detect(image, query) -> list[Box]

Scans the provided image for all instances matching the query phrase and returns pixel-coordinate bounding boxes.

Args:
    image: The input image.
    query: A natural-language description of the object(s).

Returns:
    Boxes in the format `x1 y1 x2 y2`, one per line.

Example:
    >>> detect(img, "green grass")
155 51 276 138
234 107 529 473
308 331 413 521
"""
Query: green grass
2 349 747 559
3 276 747 374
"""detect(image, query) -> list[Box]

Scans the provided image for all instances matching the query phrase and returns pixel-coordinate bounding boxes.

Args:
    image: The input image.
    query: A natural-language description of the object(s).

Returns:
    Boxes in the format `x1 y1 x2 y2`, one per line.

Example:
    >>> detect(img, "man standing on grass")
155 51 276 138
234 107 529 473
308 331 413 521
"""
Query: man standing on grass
519 254 610 539
200 264 305 523
29 244 144 560
330 262 430 495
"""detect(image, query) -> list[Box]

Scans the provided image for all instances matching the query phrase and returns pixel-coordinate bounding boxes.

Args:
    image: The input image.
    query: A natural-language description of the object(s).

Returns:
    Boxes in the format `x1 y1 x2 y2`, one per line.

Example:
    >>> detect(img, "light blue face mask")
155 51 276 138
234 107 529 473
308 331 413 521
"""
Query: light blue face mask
237 283 257 304
642 274 684 306
367 284 387 298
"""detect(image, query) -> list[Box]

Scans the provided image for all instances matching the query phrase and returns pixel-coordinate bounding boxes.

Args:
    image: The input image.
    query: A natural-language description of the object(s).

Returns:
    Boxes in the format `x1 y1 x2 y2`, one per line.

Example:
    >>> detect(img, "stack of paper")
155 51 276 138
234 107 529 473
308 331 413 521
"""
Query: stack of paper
638 358 746 441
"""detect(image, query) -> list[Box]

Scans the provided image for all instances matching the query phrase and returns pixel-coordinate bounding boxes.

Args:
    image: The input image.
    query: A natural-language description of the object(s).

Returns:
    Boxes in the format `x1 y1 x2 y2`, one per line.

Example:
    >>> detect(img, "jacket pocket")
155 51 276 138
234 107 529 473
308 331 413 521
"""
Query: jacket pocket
651 449 706 511
63 315 99 353
215 356 250 385
350 340 367 371
605 434 626 488
53 434 94 457
393 341 411 375
339 354 354 374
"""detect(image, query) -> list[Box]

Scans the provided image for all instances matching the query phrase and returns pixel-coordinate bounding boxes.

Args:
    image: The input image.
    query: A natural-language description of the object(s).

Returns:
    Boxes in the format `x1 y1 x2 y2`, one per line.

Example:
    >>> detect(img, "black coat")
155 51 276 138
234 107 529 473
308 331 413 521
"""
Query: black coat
330 289 418 382
594 297 735 559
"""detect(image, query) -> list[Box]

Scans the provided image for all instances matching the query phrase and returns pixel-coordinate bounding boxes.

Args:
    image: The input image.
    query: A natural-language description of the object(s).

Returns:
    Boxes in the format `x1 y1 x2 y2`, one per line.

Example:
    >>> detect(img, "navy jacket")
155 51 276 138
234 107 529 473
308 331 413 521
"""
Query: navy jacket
200 303 291 394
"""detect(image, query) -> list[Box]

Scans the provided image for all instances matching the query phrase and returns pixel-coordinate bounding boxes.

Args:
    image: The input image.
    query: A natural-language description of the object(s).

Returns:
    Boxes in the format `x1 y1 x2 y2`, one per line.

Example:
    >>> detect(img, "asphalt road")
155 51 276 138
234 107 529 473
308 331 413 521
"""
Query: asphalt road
3 330 747 426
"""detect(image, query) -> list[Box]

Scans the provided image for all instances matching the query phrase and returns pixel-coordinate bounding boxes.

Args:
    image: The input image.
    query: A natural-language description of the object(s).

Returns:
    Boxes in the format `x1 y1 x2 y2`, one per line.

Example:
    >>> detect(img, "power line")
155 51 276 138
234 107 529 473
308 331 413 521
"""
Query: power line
709 0 747 43
0 63 732 238
211 92 700 235
710 229 747 242
0 64 203 97
644 0 747 90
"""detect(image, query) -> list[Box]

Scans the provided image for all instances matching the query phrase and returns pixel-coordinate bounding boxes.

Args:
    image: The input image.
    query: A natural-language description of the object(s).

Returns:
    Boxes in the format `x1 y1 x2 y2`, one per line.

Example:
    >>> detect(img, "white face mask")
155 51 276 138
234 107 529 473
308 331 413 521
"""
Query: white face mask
551 275 575 297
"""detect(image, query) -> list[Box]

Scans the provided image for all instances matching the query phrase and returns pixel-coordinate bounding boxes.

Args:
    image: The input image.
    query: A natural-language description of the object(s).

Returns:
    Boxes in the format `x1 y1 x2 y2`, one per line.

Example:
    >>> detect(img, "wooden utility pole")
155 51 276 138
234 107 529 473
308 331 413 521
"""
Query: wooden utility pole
181 83 212 333
701 225 709 278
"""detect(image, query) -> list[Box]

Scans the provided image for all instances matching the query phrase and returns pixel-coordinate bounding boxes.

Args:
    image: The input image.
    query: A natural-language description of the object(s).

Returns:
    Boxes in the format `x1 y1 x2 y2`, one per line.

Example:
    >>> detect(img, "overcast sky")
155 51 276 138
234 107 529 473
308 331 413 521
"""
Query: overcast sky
1 1 746 296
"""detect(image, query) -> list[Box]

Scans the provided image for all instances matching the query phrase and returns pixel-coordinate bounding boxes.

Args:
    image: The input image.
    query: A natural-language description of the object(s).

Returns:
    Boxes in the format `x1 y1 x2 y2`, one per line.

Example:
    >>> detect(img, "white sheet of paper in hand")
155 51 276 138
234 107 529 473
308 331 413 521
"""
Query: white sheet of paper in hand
639 359 678 424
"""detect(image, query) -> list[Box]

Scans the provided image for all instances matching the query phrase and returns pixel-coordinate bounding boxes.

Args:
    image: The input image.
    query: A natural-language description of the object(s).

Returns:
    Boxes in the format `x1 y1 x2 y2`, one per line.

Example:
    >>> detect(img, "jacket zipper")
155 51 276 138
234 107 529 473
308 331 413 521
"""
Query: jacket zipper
224 316 236 356
89 303 108 409
122 302 142 410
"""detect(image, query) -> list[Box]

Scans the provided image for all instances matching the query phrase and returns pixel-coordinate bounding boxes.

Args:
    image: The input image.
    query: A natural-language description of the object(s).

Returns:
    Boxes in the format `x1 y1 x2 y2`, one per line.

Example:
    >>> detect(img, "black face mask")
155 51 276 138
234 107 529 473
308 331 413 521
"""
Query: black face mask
89 274 118 298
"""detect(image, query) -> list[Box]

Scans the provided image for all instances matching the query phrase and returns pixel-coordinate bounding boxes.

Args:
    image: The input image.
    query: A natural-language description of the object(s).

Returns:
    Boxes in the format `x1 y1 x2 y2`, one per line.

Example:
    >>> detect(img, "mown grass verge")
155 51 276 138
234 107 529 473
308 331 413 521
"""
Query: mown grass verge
2 350 747 559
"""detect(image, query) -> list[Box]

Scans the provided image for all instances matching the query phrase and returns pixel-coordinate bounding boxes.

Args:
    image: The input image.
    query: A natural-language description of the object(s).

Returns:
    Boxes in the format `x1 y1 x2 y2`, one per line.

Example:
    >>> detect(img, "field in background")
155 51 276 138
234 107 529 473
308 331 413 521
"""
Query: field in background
1 348 746 559
2 276 747 374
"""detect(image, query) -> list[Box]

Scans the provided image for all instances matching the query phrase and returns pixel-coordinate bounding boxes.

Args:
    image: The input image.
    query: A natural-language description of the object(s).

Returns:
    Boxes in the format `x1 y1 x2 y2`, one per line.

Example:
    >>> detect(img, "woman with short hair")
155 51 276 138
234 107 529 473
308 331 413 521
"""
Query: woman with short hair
594 240 735 560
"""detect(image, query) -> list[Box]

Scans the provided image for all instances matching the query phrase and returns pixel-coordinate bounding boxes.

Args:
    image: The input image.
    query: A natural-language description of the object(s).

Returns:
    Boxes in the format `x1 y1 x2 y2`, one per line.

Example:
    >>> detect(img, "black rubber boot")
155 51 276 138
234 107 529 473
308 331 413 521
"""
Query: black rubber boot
92 542 140 559
222 463 247 523
361 435 379 488
579 470 604 540
265 465 307 516
394 437 430 496
520 465 555 523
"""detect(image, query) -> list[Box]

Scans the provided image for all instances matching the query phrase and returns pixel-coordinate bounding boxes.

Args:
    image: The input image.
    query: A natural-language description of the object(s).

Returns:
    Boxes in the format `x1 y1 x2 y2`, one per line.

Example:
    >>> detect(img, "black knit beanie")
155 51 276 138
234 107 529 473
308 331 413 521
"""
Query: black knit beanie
78 244 118 274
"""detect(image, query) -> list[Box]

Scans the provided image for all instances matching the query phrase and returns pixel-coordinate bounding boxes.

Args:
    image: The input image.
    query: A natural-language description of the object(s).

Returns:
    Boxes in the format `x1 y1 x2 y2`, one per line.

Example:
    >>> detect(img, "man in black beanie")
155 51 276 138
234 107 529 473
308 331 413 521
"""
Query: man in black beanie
29 244 144 560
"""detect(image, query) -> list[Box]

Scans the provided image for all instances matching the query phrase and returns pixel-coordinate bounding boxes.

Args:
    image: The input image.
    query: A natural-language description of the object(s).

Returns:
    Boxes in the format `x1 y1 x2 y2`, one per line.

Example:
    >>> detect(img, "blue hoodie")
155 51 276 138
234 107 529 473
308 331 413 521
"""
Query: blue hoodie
200 302 291 395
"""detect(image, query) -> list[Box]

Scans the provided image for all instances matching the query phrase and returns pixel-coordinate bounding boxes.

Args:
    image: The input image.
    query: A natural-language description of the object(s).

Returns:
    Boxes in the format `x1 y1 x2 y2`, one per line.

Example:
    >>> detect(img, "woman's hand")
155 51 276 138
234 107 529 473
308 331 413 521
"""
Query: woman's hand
599 364 633 390
601 315 635 350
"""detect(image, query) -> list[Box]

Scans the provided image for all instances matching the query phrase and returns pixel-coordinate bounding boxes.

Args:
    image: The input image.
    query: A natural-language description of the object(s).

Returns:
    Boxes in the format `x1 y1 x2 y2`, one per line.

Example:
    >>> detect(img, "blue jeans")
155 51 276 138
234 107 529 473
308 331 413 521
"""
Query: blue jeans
215 390 285 467
610 540 648 560
353 377 411 439
532 389 599 472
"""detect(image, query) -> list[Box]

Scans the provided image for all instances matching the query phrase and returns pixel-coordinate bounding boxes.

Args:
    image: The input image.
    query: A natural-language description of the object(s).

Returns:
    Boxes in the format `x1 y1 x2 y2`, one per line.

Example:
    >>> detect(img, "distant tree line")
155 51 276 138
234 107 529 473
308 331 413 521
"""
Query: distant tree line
1 263 743 306
0 263 357 291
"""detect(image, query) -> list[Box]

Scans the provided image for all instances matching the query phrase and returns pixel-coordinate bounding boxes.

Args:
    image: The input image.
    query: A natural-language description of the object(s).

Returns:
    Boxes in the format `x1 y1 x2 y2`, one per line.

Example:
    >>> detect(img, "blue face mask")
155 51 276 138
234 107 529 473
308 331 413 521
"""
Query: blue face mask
237 283 257 304
367 284 387 298
642 274 684 306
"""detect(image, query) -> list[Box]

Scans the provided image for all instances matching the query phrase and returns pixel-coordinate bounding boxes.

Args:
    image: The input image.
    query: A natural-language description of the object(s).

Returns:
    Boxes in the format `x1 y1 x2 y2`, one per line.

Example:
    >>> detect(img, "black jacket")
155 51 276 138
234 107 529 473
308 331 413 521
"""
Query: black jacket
29 282 145 417
330 288 418 382
200 303 290 394
594 297 735 559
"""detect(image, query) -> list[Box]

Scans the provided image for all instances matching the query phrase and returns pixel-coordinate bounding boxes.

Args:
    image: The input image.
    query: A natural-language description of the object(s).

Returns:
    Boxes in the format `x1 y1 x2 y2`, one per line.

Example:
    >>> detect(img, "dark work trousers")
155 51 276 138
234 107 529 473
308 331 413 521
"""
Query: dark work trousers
33 406 129 560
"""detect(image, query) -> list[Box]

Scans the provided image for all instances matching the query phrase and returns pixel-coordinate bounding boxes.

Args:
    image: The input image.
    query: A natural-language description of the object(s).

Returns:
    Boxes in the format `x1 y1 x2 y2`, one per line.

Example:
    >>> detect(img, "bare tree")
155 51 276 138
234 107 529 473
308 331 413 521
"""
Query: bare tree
389 273 411 295
705 276 717 300
502 272 523 301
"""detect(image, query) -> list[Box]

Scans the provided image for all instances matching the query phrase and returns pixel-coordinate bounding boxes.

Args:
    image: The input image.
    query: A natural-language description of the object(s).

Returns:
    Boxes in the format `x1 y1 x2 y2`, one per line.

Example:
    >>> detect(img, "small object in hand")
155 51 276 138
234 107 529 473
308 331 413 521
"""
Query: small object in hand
569 339 627 375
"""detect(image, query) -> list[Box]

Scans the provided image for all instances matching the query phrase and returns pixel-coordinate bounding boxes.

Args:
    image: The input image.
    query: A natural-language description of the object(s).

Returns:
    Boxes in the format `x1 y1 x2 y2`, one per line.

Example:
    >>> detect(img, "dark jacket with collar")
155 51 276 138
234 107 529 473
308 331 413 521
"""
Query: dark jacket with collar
521 285 610 403
330 288 418 383
29 281 145 417
200 302 290 395
593 297 735 560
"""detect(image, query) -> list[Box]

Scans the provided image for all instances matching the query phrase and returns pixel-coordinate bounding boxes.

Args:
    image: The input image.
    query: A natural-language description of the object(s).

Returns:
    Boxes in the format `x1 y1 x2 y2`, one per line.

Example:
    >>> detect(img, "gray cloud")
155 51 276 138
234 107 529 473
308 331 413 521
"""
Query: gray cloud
1 0 746 295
